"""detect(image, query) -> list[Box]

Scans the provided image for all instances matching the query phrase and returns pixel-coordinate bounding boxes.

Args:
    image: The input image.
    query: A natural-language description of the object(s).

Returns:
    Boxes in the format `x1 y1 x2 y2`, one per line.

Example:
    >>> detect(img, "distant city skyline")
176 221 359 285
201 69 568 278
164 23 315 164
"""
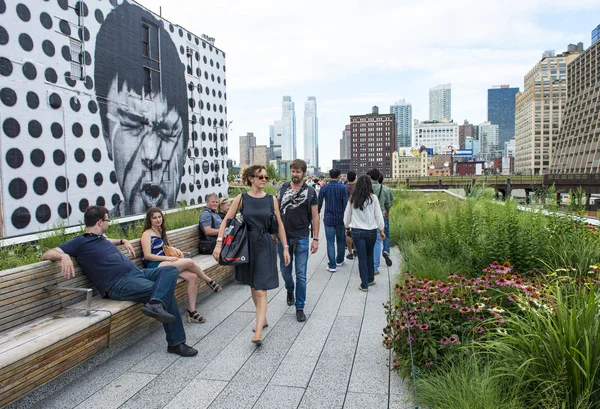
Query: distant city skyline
142 0 600 171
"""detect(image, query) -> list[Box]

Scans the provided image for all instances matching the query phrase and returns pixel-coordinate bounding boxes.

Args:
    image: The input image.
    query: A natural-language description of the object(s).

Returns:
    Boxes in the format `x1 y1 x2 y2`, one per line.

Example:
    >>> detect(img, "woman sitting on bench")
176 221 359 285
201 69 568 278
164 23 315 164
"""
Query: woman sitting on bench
141 207 222 323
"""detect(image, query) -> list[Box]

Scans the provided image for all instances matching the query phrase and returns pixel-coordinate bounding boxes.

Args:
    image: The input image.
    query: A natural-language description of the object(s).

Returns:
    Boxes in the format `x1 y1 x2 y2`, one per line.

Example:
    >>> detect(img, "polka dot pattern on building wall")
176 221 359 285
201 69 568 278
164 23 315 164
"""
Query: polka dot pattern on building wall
0 0 228 235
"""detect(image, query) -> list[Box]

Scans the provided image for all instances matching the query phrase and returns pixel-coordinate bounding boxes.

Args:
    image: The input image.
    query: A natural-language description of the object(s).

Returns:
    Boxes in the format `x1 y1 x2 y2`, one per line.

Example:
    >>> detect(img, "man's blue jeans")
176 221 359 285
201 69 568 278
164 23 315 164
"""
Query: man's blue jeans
325 223 346 269
374 216 390 272
278 237 308 310
108 266 185 347
351 228 377 289
383 217 390 254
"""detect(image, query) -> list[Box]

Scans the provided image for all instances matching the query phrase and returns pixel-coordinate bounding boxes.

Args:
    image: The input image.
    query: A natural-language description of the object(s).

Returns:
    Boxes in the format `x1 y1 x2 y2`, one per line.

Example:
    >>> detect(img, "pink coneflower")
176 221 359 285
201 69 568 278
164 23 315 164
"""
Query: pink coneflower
449 304 460 309
419 323 429 331
474 326 485 334
449 336 458 344
460 307 470 313
440 337 449 345
407 334 416 344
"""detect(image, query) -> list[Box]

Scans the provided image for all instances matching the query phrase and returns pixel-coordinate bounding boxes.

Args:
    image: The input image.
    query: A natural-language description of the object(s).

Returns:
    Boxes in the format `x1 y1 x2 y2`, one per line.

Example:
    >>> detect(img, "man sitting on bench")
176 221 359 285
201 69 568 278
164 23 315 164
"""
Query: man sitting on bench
42 206 198 357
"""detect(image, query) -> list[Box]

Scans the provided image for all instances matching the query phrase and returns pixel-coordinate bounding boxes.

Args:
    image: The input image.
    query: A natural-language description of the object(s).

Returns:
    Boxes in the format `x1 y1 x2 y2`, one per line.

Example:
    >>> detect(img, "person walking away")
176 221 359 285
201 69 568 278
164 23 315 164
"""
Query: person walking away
276 159 320 322
318 168 348 272
368 169 392 274
344 171 357 260
344 176 385 291
213 165 290 345
379 174 394 264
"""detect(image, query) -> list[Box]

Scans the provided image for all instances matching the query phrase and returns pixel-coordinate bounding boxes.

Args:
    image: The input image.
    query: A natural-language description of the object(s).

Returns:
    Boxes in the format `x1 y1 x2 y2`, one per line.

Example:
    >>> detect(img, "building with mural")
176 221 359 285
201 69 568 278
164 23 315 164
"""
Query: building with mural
0 0 228 237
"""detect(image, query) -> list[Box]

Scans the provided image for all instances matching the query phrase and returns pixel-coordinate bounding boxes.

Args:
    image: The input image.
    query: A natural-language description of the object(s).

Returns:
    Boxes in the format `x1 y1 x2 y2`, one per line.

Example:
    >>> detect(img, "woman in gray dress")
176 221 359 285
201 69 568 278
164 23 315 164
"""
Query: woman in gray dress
213 164 290 345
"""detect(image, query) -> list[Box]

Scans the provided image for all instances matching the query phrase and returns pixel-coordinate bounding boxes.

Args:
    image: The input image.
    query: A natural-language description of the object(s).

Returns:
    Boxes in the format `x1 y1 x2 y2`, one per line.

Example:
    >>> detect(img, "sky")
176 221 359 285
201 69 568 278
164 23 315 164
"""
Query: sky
140 0 599 172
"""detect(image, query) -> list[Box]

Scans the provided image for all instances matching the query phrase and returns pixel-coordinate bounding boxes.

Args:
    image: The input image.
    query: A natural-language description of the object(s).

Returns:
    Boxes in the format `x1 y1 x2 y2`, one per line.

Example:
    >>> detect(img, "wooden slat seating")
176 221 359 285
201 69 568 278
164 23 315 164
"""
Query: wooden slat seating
0 224 233 407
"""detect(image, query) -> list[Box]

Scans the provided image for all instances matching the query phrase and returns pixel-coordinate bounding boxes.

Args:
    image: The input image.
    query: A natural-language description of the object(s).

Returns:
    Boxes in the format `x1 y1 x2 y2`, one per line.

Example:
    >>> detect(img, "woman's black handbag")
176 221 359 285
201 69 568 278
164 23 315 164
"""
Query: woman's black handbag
268 194 279 234
219 194 250 266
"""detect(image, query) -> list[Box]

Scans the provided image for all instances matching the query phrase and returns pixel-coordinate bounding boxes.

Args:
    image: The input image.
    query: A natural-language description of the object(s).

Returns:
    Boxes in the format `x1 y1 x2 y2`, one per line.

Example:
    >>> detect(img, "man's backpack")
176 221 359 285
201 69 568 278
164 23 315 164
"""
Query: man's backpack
198 210 217 254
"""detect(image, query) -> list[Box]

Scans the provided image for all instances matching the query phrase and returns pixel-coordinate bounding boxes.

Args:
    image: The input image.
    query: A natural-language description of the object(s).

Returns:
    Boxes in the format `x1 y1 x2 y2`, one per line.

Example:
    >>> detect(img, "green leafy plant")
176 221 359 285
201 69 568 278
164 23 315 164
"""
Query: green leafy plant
481 281 600 408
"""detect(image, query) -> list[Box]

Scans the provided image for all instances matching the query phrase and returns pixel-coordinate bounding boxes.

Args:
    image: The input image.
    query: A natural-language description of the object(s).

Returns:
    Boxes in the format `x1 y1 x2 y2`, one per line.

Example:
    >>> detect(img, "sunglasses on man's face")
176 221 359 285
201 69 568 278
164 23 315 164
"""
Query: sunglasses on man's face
253 175 267 180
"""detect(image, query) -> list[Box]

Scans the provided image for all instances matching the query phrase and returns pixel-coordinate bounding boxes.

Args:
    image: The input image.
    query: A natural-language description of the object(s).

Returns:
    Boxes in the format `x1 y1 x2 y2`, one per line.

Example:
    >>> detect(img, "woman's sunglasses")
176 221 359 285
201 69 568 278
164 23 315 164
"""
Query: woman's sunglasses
253 175 267 180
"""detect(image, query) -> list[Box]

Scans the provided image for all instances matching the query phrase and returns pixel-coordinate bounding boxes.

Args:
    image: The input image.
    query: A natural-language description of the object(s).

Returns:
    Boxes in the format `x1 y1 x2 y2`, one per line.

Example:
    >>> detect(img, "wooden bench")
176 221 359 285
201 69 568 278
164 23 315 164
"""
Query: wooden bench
0 225 233 407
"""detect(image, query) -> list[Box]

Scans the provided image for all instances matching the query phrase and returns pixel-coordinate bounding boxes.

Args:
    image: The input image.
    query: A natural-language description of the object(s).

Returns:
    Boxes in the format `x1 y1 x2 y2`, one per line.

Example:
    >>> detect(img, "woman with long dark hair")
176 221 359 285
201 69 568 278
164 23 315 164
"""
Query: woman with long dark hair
343 175 385 291
213 164 290 346
141 207 222 323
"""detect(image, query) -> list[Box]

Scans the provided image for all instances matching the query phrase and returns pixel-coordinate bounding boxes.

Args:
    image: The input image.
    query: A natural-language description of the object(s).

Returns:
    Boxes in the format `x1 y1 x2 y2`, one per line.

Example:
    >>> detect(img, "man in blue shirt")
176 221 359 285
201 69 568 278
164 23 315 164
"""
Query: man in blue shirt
42 206 197 357
318 169 348 272
200 193 223 238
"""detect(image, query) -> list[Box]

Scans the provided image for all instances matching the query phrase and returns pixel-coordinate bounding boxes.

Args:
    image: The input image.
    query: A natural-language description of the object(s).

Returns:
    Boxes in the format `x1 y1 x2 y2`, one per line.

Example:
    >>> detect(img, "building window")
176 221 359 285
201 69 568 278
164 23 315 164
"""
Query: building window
142 24 150 56
143 67 152 97
68 38 84 80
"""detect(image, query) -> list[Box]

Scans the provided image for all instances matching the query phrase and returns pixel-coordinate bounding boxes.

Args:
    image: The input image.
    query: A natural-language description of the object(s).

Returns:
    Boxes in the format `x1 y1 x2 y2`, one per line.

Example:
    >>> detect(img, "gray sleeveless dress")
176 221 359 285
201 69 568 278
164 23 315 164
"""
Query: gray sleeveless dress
234 193 279 290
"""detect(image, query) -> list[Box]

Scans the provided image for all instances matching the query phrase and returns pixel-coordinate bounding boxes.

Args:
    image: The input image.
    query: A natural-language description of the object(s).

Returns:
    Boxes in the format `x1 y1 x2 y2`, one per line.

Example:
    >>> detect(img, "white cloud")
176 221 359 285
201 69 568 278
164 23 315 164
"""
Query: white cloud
141 0 596 171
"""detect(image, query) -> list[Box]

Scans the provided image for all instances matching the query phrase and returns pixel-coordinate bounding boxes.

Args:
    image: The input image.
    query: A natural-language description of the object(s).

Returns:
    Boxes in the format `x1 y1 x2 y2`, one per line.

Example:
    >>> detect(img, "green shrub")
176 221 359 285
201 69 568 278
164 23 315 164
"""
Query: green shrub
481 282 600 409
416 354 525 409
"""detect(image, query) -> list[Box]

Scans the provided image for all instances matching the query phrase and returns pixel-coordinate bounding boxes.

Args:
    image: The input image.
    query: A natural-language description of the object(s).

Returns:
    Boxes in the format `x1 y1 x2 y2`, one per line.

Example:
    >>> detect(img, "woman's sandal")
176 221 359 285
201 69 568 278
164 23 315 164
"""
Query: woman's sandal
252 324 268 333
186 310 206 323
208 280 222 293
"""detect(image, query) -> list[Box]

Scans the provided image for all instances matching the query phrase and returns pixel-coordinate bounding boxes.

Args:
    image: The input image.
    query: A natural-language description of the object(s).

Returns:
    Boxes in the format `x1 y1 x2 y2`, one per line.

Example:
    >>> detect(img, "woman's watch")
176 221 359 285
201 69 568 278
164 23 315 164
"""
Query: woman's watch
313 238 318 242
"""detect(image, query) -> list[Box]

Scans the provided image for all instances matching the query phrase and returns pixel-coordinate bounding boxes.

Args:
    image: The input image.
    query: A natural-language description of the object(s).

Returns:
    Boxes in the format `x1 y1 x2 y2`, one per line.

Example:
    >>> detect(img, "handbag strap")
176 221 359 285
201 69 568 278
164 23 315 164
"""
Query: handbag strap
235 193 244 216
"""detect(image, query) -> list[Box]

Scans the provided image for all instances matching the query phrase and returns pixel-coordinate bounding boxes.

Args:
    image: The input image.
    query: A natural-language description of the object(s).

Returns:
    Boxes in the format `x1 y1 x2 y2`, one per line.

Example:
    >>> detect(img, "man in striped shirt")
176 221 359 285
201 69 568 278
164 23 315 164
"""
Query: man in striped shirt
318 169 348 272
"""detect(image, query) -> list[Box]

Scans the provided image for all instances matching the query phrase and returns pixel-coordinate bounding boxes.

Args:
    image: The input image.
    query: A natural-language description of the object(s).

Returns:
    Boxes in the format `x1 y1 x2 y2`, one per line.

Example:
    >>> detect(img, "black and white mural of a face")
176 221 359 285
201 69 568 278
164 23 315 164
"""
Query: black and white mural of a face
0 0 228 236
95 1 188 215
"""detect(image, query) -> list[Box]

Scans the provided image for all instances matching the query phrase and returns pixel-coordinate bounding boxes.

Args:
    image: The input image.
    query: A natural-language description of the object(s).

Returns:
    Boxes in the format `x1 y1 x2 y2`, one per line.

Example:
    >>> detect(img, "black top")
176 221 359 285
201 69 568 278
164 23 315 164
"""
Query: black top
277 183 317 238
60 234 134 297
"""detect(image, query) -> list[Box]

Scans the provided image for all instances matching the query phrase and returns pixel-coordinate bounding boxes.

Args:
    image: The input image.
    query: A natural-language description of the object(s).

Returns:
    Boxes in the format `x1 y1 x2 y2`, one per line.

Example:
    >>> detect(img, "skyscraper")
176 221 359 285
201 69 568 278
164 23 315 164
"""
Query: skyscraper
593 24 600 45
340 124 351 160
515 46 582 175
552 37 600 174
281 96 296 160
390 99 413 149
488 85 519 156
429 83 452 121
413 119 459 154
270 96 296 161
350 107 397 177
239 132 256 167
304 97 318 170
478 121 501 161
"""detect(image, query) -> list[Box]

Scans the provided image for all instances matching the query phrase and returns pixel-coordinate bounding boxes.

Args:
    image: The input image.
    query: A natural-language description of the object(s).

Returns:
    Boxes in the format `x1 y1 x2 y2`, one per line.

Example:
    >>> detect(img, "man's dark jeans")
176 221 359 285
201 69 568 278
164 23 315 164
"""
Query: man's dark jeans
325 223 346 269
108 266 185 346
351 228 377 289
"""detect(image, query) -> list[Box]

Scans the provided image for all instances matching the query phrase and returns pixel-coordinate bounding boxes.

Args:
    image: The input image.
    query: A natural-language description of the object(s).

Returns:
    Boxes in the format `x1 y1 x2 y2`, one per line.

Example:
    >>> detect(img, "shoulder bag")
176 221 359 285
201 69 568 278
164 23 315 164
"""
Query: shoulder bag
198 210 217 254
268 194 279 234
219 194 250 266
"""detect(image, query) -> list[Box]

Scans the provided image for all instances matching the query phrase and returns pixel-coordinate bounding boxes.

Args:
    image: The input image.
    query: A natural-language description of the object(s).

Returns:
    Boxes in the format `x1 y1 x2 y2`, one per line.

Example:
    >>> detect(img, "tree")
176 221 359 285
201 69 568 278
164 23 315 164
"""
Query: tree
228 167 237 183
266 163 279 180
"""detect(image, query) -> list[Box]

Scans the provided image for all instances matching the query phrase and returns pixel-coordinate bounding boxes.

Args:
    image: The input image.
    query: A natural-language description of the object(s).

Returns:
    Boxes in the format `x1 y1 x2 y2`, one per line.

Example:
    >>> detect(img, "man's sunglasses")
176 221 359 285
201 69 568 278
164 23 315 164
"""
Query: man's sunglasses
253 175 267 180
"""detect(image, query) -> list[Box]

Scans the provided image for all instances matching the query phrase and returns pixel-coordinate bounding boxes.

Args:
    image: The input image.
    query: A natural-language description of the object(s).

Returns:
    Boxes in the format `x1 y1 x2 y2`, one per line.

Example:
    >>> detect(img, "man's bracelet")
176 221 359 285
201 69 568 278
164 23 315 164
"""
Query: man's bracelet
120 239 124 245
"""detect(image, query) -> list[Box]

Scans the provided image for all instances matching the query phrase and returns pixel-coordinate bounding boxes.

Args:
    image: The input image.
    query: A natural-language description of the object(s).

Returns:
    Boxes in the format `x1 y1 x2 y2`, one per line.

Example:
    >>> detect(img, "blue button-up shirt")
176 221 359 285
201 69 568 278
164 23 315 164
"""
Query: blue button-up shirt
318 180 348 226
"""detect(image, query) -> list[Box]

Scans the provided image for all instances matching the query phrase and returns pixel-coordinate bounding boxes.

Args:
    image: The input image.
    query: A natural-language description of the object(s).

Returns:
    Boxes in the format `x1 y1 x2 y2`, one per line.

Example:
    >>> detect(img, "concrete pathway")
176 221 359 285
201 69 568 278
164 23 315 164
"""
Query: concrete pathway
8 233 413 409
